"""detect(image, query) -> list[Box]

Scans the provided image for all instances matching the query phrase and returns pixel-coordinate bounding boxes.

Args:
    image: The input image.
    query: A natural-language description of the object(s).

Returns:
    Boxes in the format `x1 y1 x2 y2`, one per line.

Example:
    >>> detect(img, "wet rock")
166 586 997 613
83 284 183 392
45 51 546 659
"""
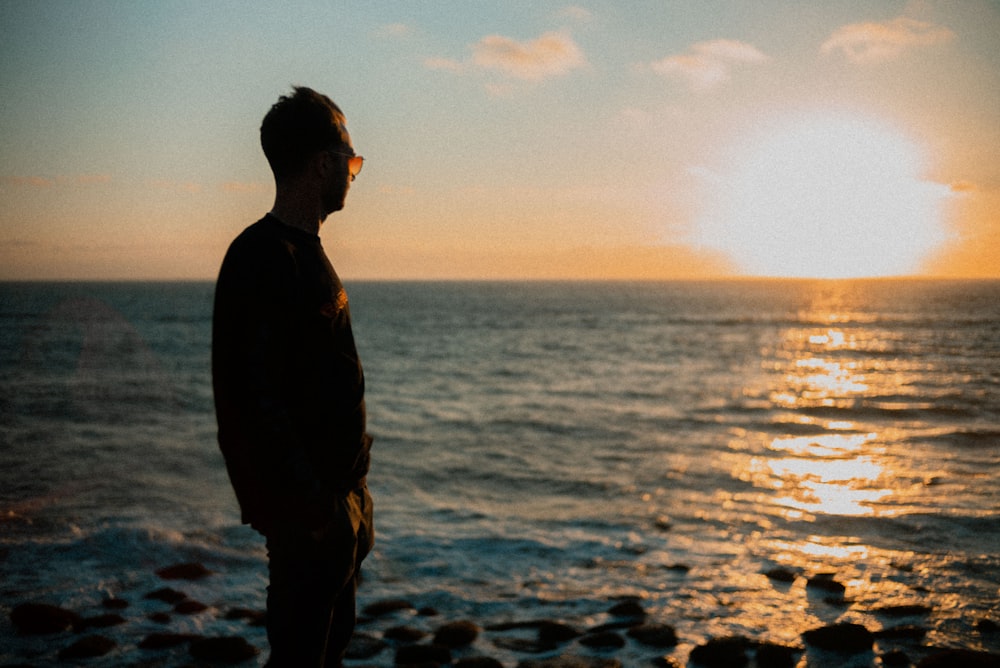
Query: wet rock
144 587 188 604
148 611 172 624
654 515 673 531
385 625 428 642
364 598 417 617
607 599 645 618
978 619 1000 634
395 642 452 665
493 635 558 654
650 658 682 668
156 561 212 580
189 635 260 663
456 658 505 668
801 622 873 653
880 649 912 667
174 599 209 614
224 607 266 626
688 637 749 667
101 596 129 610
755 642 801 668
626 623 678 648
58 634 116 660
579 630 625 648
806 573 846 596
139 632 199 649
538 620 582 644
764 567 797 583
874 604 932 617
346 632 388 660
518 657 622 668
76 613 126 630
874 625 927 639
434 620 480 647
916 649 1000 667
10 603 80 635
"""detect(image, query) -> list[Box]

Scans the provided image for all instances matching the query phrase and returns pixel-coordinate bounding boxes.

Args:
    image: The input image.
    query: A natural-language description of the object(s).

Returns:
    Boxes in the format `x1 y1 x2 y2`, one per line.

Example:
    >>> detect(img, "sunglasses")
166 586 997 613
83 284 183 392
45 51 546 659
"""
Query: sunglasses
328 151 364 181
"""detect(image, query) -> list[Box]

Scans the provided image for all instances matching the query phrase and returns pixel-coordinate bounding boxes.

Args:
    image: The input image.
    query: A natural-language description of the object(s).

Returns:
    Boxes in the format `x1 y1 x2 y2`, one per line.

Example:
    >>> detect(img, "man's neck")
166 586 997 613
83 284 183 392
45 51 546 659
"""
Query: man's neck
269 196 324 236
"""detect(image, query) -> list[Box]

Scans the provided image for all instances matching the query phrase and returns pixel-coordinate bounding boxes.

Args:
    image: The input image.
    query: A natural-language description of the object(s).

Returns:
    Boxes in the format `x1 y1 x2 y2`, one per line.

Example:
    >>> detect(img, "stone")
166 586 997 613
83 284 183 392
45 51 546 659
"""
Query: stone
364 598 417 617
578 631 625 648
156 562 212 580
755 642 801 668
538 620 581 643
874 625 927 639
688 637 749 667
144 587 188 604
395 642 451 665
224 607 266 625
801 622 873 653
517 657 622 668
434 620 480 647
607 599 645 618
10 603 80 635
189 635 260 662
174 599 209 614
764 567 797 583
806 574 845 595
627 623 678 648
873 604 932 617
148 611 172 624
57 634 116 660
101 597 129 610
916 649 1000 667
978 619 1000 634
385 625 428 642
77 613 126 630
455 658 505 668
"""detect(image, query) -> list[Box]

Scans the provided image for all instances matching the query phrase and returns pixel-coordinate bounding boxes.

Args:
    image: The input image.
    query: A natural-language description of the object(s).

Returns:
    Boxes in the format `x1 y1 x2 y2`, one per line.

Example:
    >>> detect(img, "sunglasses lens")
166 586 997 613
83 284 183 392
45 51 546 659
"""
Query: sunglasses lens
349 156 364 177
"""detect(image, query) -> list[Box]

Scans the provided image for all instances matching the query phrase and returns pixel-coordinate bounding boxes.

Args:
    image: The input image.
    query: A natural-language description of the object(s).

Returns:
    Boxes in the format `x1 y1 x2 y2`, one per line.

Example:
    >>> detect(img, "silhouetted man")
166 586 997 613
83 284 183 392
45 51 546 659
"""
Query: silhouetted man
212 86 372 667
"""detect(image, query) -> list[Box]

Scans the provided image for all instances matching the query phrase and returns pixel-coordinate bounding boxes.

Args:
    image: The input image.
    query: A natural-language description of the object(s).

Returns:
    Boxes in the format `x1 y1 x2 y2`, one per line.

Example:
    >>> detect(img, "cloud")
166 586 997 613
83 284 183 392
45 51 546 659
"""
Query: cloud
149 179 202 193
1 174 112 188
651 39 768 89
428 31 586 82
821 16 954 64
221 181 269 194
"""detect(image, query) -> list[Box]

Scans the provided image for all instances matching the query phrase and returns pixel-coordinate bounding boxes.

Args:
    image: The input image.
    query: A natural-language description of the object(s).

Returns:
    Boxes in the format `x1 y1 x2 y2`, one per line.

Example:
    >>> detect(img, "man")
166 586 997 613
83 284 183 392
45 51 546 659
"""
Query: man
212 86 373 667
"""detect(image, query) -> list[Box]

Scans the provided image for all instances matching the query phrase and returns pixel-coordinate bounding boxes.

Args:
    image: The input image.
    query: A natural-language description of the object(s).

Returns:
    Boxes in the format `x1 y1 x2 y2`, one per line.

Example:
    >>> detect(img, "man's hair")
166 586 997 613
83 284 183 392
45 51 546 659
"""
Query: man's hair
260 86 349 181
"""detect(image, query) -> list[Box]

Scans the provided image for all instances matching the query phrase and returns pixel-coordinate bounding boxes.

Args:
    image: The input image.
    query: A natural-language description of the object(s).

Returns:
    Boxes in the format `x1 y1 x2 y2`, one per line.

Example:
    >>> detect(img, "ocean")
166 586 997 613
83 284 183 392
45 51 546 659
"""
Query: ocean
0 279 997 667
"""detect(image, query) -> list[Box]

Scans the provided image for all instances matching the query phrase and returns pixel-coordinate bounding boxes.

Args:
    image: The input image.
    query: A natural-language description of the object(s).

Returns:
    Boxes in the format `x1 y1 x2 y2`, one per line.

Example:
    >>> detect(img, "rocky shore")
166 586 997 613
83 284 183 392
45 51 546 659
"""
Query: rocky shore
5 561 999 667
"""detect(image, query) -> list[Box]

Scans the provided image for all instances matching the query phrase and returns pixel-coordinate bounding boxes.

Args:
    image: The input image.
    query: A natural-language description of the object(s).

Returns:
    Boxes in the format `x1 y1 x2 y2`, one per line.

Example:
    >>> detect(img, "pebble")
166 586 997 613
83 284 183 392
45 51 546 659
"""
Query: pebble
56 634 116 660
155 561 212 580
688 636 749 667
9 602 80 635
801 622 874 653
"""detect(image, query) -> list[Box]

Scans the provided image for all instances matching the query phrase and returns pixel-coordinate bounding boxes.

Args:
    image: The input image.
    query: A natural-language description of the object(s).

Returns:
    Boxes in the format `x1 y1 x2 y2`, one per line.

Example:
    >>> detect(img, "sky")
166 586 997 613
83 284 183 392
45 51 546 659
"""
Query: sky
1 0 998 281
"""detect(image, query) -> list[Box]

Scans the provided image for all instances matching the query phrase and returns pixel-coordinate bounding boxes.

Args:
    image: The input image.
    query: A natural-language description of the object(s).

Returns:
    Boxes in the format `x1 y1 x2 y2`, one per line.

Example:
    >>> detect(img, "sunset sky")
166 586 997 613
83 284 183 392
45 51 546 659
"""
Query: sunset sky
2 1 998 280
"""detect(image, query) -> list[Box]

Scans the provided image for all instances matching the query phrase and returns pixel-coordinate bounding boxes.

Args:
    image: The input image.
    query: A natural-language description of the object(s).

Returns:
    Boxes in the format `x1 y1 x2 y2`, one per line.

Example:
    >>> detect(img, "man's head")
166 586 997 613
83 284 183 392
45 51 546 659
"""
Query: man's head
260 86 353 182
261 86 362 219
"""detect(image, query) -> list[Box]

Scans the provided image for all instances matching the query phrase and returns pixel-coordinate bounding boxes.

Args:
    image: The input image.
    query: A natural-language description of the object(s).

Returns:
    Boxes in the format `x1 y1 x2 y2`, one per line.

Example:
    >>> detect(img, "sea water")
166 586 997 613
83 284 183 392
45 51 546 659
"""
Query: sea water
0 280 998 666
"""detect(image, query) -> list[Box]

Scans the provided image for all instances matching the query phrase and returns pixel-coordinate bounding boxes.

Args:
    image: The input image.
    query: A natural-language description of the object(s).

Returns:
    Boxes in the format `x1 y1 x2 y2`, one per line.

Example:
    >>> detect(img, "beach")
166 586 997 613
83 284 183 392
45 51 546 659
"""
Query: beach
1 280 998 666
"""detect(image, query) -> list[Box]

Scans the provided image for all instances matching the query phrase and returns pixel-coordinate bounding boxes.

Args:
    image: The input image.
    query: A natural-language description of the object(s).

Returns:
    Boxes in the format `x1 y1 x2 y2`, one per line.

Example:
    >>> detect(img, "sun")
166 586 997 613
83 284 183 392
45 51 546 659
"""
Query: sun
695 113 951 278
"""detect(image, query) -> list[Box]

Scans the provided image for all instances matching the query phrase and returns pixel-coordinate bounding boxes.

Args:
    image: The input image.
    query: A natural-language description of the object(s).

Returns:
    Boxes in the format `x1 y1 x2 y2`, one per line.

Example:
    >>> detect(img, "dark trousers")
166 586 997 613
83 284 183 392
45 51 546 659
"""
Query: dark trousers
263 486 373 668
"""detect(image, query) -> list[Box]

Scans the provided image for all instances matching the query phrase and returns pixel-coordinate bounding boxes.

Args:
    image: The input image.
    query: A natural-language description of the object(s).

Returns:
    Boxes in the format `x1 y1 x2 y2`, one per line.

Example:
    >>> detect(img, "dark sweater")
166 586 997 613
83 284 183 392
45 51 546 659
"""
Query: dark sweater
212 215 370 531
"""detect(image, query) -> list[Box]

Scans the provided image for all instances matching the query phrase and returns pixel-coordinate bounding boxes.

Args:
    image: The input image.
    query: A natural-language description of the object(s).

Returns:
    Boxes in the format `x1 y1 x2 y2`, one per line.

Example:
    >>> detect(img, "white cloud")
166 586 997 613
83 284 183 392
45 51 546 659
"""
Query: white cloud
821 16 954 64
651 39 768 90
427 31 586 82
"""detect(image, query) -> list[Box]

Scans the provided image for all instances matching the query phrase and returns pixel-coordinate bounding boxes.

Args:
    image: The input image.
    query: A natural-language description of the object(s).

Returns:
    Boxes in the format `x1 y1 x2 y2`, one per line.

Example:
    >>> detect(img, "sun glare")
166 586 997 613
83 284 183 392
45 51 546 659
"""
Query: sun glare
696 113 950 278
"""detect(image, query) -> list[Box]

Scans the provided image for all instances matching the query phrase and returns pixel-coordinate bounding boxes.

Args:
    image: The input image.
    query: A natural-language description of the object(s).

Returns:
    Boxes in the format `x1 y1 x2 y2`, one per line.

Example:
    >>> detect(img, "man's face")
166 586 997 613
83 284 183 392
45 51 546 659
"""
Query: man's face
320 131 359 218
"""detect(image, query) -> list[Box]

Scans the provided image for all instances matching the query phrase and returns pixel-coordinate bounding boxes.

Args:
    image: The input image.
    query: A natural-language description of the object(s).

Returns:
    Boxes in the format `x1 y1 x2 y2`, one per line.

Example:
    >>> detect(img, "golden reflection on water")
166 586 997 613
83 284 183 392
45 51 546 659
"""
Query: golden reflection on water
747 289 906 519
